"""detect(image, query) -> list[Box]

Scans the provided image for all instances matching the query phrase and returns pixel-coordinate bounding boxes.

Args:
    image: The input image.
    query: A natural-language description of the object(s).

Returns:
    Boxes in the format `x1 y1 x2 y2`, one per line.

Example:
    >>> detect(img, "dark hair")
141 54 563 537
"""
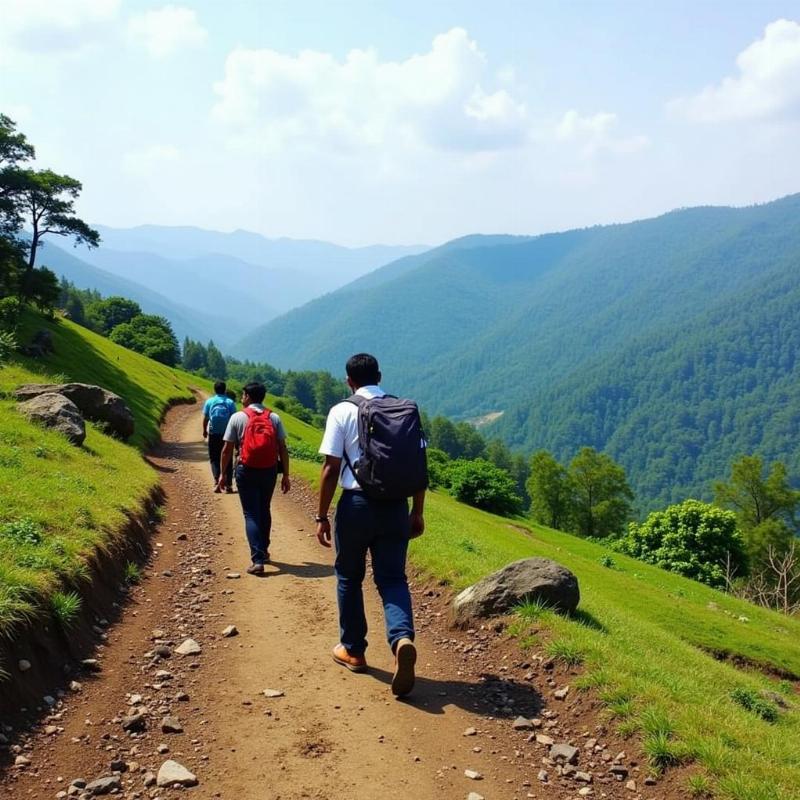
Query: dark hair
243 381 266 403
346 353 380 386
214 381 227 394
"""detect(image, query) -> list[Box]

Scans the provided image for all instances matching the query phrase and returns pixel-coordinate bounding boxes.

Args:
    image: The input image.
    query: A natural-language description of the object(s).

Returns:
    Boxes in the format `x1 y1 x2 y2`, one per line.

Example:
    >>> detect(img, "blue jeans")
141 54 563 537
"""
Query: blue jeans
235 464 277 565
334 490 414 656
207 433 232 484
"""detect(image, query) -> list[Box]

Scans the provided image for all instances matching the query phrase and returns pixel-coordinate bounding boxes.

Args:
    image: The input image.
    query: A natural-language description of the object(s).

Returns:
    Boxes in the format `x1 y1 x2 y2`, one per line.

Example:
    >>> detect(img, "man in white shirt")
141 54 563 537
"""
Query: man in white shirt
316 354 425 697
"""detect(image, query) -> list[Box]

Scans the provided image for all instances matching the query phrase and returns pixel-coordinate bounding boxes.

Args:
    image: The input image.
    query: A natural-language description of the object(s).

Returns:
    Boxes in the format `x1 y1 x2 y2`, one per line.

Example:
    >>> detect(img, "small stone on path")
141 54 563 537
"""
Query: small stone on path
512 716 534 730
175 638 201 656
464 769 483 780
84 775 121 795
467 793 485 800
156 759 197 788
18 659 31 672
161 715 183 733
463 727 477 736
226 572 241 580
263 688 284 698
222 625 238 637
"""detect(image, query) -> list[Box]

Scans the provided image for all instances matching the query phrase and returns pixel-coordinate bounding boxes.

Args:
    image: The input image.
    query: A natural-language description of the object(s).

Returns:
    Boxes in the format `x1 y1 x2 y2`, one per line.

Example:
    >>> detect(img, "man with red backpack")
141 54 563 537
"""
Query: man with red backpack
218 382 291 575
316 354 428 697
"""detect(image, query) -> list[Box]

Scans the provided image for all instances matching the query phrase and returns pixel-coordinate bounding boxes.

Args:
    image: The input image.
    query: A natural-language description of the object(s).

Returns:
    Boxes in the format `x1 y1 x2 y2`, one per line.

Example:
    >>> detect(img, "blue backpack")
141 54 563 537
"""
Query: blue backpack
208 397 233 435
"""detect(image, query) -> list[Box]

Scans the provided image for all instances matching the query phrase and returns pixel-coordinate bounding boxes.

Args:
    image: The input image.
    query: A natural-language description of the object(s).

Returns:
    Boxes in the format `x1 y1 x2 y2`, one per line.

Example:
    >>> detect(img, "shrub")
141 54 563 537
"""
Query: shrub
446 458 522 516
615 500 746 588
0 330 16 366
0 518 44 546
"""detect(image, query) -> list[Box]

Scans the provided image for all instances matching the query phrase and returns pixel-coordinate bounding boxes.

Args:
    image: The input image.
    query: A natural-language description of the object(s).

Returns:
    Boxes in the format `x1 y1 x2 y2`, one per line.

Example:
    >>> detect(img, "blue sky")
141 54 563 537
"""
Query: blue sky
2 0 799 245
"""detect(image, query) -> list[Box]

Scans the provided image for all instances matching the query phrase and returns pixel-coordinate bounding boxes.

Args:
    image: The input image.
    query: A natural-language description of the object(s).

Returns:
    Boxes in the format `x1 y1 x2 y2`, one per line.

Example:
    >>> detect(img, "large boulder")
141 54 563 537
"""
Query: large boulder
15 383 135 440
18 393 86 446
452 557 580 626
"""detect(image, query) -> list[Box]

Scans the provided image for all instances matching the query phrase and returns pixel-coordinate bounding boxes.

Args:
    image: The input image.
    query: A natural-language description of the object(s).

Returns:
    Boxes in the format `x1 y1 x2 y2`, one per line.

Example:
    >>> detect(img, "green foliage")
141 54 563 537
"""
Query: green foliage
0 517 44 545
714 455 799 569
50 590 81 627
205 340 226 379
445 458 522 516
110 313 180 366
545 638 585 666
124 561 142 585
426 447 453 489
286 441 324 463
86 296 141 334
22 266 60 314
568 447 633 538
527 449 573 530
616 500 746 588
0 330 16 366
686 774 713 798
729 687 779 723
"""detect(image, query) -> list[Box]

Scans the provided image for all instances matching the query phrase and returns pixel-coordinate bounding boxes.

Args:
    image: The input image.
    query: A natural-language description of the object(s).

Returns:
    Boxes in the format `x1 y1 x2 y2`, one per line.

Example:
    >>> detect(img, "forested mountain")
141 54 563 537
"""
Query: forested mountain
90 224 429 308
234 193 800 508
35 241 248 347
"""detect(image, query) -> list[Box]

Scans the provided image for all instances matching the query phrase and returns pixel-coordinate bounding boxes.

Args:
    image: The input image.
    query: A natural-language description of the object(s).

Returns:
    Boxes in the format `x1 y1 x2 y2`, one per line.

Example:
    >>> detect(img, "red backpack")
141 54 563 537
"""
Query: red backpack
239 407 278 468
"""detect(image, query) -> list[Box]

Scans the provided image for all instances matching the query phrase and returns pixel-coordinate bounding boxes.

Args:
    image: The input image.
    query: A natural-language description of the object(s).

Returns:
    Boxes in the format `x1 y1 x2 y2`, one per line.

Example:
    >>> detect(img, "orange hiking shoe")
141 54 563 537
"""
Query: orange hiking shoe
332 644 367 673
391 638 416 697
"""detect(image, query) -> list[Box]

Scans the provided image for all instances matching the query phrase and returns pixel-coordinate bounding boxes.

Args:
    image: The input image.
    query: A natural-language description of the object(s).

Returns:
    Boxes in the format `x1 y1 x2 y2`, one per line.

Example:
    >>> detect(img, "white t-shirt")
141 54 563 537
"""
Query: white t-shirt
318 385 385 490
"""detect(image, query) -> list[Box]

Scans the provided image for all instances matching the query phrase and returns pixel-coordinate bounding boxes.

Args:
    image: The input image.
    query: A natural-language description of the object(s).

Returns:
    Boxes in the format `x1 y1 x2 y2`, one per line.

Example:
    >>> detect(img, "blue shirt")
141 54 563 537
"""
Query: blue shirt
203 394 237 435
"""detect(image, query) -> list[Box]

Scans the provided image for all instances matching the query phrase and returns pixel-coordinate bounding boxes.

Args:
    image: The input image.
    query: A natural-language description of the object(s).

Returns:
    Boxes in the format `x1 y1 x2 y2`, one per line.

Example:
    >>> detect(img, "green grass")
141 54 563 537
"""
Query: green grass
50 590 82 627
287 421 800 799
0 310 206 641
3 311 798 797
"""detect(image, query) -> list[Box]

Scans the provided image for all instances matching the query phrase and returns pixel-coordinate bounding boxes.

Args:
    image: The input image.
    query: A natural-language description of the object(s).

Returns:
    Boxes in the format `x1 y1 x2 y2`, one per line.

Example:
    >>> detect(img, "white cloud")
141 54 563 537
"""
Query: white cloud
555 110 649 157
122 144 182 177
669 18 800 123
212 28 528 154
0 0 119 54
128 5 207 59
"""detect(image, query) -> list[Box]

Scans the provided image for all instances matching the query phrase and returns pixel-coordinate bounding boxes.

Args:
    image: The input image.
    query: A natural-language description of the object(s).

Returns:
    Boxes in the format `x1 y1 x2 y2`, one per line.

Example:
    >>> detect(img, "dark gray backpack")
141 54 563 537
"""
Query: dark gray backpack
343 394 428 500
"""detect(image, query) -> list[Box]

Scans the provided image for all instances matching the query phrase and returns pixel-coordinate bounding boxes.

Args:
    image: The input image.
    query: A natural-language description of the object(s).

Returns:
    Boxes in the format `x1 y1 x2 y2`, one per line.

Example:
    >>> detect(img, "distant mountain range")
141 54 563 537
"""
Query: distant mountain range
37 225 429 348
233 193 800 509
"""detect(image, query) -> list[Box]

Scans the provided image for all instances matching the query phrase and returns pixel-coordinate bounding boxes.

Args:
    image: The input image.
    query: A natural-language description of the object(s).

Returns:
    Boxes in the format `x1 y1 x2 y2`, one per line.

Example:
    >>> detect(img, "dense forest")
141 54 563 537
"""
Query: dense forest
236 193 800 508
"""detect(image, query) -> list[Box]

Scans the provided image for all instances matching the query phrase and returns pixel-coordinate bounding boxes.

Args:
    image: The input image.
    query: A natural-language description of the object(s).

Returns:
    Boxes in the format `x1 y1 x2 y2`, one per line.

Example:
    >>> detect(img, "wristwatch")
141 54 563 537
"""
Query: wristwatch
314 515 329 523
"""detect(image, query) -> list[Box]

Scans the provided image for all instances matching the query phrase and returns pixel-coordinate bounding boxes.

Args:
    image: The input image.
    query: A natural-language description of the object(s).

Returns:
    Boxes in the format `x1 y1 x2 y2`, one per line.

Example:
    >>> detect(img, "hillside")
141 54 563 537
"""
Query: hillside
235 193 800 507
2 312 799 799
91 224 429 309
37 242 250 348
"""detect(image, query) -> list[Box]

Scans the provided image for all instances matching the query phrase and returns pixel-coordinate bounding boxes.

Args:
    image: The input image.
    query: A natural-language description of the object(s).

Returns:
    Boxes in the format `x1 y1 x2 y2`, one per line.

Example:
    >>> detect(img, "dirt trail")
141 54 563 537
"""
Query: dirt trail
2 403 567 800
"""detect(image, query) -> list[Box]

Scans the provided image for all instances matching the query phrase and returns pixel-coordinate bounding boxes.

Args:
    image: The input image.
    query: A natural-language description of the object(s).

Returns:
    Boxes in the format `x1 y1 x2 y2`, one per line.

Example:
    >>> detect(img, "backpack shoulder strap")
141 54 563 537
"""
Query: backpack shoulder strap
345 394 367 407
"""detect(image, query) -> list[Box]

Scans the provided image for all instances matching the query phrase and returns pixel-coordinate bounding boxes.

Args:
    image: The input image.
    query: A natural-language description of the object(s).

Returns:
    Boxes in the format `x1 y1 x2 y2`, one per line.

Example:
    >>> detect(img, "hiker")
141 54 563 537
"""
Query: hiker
316 353 428 697
218 382 291 574
202 381 236 493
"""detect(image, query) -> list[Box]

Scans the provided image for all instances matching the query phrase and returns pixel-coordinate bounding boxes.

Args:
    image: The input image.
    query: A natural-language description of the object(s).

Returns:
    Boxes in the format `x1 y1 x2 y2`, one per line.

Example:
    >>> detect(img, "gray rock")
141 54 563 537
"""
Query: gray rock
452 558 580 624
512 716 534 730
18 393 86 446
464 769 483 780
85 775 121 795
121 711 146 732
263 688 284 698
15 383 135 440
18 659 31 672
175 638 201 656
156 760 198 788
608 765 629 779
161 715 183 733
222 625 238 638
550 743 580 764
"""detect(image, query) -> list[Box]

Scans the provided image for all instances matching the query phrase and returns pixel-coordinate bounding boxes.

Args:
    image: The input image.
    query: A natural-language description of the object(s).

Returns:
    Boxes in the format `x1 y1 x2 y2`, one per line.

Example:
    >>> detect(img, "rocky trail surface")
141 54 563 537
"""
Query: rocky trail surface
0 404 677 800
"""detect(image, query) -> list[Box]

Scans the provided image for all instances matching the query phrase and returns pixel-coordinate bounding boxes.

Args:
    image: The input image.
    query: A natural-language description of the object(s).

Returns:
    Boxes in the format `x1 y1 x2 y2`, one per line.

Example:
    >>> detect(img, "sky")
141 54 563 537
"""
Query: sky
2 0 800 246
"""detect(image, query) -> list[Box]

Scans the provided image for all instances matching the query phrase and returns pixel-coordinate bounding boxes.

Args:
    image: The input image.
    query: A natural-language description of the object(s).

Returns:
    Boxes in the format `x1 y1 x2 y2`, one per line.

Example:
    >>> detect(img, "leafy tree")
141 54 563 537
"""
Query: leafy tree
284 371 315 410
9 169 99 275
182 337 208 372
87 296 142 334
0 236 25 299
205 340 227 379
109 314 180 366
0 114 34 236
527 450 573 530
314 372 342 414
568 447 633 538
616 500 746 588
426 448 453 490
22 267 60 315
714 455 799 570
447 458 522 516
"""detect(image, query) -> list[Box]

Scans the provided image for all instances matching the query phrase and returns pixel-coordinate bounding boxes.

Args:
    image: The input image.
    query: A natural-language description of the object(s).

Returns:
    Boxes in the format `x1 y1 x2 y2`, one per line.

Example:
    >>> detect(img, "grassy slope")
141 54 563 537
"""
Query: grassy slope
1 316 797 796
0 311 208 635
287 424 800 800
